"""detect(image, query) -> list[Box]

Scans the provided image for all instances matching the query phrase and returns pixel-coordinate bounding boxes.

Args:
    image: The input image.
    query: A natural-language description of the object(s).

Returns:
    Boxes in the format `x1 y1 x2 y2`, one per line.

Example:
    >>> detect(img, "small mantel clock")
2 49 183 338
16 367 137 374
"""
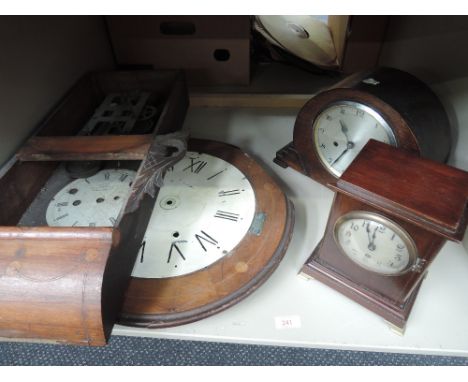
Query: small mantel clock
275 67 452 187
301 139 468 332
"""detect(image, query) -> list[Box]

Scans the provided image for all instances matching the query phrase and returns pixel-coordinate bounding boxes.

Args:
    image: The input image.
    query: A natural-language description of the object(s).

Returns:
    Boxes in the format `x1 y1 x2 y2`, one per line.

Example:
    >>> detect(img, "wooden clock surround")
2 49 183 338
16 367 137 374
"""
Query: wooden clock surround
301 140 468 331
274 67 452 187
119 139 295 328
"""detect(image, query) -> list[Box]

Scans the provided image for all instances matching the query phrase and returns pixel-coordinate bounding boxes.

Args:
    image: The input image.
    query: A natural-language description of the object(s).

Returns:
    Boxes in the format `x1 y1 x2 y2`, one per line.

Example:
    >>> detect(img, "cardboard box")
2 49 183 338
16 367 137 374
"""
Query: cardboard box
106 16 250 86
329 15 389 73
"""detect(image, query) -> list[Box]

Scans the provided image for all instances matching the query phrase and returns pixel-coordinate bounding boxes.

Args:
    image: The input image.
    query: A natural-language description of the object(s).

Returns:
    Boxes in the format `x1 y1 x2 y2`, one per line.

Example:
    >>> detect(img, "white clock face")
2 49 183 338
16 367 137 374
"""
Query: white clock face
334 211 418 275
46 169 136 227
131 151 256 279
314 101 397 177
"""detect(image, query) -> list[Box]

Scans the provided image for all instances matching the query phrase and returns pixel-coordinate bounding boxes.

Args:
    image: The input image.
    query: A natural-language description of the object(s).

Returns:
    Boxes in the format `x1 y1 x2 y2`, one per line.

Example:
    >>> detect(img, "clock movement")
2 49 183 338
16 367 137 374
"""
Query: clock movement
119 139 295 327
275 67 452 186
0 70 188 345
301 139 468 332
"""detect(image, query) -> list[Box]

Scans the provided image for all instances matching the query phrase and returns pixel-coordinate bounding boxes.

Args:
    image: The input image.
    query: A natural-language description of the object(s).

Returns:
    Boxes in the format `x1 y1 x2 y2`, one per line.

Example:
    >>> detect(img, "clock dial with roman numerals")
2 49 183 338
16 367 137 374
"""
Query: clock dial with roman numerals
120 139 294 328
131 151 256 278
46 169 136 227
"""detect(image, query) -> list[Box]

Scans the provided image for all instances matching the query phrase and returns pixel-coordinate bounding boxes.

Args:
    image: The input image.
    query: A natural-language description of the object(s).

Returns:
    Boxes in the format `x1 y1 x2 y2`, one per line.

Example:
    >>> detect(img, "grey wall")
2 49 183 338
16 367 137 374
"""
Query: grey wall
379 16 468 85
379 16 468 168
0 16 114 166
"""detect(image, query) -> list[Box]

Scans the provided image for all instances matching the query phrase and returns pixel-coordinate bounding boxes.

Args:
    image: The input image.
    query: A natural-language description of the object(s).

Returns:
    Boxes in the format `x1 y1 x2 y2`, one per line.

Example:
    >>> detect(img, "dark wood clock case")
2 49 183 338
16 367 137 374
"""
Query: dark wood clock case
275 67 452 186
301 140 468 330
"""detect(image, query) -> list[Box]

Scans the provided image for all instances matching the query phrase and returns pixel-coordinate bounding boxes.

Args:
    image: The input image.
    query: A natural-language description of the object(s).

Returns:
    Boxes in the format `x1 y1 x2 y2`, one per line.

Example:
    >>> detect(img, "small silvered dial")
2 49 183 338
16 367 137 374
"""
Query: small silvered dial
131 151 256 279
314 101 397 177
334 211 418 275
46 168 136 227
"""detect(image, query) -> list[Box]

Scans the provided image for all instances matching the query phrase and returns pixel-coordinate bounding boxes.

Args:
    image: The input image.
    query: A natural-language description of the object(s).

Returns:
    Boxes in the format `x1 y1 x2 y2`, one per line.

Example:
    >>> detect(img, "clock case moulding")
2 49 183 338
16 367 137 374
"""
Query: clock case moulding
274 67 452 187
0 70 189 346
119 139 295 328
301 140 468 331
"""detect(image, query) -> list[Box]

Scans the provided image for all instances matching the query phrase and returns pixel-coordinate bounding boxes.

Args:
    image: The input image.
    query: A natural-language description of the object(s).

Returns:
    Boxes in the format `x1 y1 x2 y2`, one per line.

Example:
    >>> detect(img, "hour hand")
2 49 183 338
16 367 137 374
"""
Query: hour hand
366 223 376 251
339 120 355 149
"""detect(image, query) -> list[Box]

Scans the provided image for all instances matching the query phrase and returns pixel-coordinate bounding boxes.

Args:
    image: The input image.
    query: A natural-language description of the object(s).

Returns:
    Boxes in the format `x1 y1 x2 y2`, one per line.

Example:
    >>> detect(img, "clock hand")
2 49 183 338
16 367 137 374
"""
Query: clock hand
339 120 355 150
330 147 349 166
370 226 378 251
366 223 377 251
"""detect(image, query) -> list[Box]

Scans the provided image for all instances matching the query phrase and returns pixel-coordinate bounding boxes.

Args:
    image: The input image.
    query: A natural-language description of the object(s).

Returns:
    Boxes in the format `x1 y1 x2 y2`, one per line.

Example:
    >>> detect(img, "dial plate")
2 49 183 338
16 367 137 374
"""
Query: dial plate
46 169 136 227
334 211 418 275
131 151 256 279
314 101 396 177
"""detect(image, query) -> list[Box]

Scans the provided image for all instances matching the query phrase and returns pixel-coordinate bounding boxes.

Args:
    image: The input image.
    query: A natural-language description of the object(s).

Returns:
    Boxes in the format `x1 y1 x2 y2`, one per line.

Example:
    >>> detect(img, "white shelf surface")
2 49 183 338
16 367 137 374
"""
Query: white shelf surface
113 105 468 357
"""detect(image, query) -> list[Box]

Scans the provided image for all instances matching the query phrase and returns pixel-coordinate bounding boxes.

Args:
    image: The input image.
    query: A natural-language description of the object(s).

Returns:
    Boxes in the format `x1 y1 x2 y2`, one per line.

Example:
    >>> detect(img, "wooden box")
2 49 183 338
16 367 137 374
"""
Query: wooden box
0 70 188 345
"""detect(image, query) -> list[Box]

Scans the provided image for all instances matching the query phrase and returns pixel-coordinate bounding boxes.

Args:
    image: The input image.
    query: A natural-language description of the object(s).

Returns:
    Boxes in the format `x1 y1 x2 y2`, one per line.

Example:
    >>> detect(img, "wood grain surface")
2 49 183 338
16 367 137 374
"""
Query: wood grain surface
336 140 468 241
0 227 115 345
0 70 189 346
119 139 294 328
301 138 468 330
17 135 153 162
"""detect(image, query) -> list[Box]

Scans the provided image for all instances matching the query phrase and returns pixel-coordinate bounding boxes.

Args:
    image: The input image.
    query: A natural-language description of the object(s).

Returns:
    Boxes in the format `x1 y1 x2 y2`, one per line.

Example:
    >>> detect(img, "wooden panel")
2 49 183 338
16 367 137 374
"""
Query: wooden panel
106 16 250 86
99 73 189 335
189 93 313 109
17 135 152 162
341 16 389 74
0 227 115 346
336 140 468 240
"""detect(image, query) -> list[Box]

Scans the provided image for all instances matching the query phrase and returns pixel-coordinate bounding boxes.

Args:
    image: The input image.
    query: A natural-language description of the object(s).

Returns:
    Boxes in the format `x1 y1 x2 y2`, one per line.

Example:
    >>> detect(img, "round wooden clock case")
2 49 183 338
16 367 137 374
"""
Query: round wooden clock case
119 139 295 328
292 67 452 186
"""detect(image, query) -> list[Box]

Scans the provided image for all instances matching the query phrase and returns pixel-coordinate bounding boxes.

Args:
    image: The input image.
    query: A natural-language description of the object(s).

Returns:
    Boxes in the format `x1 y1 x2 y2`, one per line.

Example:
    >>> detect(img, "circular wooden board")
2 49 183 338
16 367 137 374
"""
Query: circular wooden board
119 139 294 328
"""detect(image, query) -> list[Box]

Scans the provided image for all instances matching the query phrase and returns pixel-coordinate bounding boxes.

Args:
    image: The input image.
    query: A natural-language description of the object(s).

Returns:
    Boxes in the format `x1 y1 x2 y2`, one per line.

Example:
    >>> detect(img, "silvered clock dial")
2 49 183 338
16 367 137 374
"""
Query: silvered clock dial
131 151 256 278
46 169 136 227
313 102 396 177
334 211 418 275
120 139 295 328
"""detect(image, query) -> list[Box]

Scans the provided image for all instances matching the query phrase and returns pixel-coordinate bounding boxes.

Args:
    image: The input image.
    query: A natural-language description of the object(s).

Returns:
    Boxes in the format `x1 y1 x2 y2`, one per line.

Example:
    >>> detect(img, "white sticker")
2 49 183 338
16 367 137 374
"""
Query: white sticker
274 315 302 330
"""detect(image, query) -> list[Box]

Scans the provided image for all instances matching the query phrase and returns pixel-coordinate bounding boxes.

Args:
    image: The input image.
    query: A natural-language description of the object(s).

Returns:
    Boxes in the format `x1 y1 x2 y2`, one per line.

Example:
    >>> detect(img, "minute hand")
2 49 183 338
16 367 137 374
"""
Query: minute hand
330 148 349 166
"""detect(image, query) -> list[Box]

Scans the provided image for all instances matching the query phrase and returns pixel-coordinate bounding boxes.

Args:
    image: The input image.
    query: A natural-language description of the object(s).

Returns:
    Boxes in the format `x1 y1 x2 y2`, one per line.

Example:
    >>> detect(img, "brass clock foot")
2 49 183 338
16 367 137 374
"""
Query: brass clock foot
386 320 406 336
298 271 315 281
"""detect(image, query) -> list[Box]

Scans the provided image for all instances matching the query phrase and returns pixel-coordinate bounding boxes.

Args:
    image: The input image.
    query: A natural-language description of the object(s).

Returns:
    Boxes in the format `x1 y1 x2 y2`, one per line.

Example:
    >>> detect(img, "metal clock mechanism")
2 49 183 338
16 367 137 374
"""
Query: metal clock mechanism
19 90 160 228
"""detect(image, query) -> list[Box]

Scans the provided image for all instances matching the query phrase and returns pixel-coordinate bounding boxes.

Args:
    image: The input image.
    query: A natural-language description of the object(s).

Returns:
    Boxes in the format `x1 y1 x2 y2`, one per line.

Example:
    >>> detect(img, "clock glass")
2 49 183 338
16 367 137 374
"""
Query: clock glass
46 168 136 227
131 151 256 279
334 211 418 275
313 101 397 177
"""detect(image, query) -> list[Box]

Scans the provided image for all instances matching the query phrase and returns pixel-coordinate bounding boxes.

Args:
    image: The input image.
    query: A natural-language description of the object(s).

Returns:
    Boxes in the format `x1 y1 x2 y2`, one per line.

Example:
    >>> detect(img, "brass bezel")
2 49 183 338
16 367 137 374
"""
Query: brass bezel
333 210 419 276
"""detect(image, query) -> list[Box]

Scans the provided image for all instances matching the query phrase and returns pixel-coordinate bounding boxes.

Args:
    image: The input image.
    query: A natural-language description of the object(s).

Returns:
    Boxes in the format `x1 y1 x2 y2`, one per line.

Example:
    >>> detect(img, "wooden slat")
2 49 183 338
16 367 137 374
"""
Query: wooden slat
189 93 313 109
17 134 153 162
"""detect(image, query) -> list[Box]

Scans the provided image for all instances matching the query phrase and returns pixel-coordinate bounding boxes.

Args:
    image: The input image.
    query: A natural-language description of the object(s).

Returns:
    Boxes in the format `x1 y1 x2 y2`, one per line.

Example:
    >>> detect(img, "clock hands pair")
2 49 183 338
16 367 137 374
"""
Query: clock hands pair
330 120 355 166
366 223 378 251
